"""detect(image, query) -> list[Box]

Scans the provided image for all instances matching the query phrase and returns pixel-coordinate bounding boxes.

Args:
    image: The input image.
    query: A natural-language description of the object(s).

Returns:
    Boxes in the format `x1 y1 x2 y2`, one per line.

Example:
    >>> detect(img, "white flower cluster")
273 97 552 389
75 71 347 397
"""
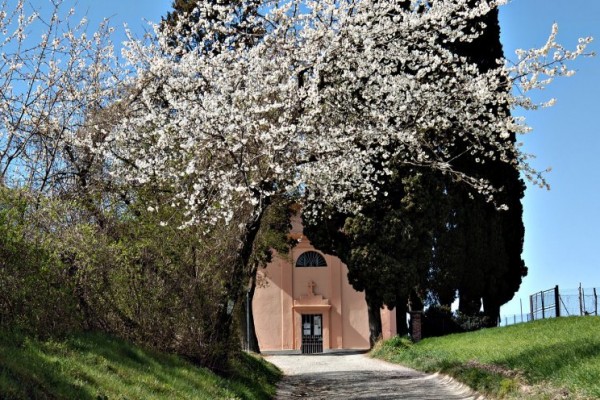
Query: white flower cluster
509 23 594 112
0 0 591 229
101 0 592 227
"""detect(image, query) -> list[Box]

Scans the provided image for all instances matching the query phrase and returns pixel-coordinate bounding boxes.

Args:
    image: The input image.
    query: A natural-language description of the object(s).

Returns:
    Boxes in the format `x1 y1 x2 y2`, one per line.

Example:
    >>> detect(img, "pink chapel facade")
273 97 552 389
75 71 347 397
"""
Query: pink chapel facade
253 214 397 353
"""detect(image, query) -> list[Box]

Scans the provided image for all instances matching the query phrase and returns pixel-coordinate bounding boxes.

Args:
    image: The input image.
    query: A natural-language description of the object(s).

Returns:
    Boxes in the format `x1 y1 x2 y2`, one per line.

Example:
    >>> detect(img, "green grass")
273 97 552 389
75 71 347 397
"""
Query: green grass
0 331 280 400
371 316 600 399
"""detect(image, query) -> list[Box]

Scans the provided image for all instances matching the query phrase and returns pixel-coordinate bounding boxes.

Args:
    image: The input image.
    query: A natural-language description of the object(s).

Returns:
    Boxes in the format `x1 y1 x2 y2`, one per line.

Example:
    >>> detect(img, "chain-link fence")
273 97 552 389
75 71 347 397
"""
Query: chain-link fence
499 313 533 327
500 285 600 327
557 286 599 317
530 286 561 320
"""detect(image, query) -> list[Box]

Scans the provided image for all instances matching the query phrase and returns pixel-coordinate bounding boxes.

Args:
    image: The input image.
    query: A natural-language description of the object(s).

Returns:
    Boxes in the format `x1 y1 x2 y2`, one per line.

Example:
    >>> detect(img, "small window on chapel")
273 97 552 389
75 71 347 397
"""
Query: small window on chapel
295 251 327 267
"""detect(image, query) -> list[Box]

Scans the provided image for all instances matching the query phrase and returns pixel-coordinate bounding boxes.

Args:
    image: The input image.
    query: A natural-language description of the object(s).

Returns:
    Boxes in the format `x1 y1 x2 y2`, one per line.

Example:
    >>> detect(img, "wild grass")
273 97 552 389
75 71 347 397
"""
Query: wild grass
0 331 280 400
371 316 600 399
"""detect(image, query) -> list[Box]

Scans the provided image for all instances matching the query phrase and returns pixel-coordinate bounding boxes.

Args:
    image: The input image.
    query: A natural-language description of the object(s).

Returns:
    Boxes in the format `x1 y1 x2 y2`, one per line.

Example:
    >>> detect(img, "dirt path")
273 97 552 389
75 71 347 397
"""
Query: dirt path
266 352 482 399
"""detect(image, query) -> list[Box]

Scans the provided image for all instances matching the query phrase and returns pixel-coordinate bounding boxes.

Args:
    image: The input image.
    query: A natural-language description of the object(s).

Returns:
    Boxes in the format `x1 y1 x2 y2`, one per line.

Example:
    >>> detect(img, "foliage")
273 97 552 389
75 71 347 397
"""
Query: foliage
0 183 253 369
105 0 593 232
425 6 527 325
421 305 491 337
421 305 462 337
0 188 81 335
0 0 593 374
282 2 576 342
60 187 255 369
0 331 281 400
372 317 600 399
304 169 448 342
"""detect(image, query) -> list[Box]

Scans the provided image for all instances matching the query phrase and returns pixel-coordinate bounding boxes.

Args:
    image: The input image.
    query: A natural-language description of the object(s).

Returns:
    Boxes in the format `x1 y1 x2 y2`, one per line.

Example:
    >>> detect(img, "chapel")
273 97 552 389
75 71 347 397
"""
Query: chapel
253 213 397 353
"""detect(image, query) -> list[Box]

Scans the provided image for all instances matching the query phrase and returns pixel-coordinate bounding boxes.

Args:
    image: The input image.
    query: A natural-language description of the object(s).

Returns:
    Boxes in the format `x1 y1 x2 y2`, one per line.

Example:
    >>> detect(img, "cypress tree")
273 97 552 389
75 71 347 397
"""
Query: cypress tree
432 5 527 326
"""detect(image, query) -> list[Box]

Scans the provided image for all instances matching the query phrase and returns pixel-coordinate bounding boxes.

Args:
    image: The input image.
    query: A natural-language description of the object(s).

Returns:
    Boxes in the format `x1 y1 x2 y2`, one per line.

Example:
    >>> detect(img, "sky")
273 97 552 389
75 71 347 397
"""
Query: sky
41 0 600 318
498 0 600 317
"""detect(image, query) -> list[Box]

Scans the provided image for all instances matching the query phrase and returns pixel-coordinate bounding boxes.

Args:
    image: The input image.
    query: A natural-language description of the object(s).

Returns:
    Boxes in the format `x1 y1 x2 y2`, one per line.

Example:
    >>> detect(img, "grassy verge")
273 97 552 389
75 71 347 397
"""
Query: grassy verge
371 316 600 399
0 331 280 399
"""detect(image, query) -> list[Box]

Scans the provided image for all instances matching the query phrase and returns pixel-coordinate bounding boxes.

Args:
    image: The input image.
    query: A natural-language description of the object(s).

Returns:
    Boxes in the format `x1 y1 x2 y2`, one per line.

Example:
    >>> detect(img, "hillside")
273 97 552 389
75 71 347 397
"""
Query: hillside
371 316 600 399
0 331 280 400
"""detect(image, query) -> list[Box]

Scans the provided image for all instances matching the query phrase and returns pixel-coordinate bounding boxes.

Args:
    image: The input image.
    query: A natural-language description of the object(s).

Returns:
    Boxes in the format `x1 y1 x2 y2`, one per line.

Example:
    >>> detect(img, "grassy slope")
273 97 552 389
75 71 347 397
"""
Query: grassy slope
371 316 600 399
0 331 280 400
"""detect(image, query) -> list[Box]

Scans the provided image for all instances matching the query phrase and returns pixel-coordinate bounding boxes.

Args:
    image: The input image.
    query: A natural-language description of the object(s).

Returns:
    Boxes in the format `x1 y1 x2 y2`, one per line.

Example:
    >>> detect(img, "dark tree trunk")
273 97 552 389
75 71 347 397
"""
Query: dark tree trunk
238 269 260 353
482 297 501 327
408 289 424 312
365 290 383 348
209 203 269 371
395 295 409 336
458 291 482 316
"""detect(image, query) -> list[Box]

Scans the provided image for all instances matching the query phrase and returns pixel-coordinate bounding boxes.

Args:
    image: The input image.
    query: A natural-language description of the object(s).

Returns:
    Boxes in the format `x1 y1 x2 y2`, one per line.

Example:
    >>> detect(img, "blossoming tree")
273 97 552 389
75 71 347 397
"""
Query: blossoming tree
93 1 591 346
1 0 590 232
0 0 592 359
105 0 591 228
0 0 120 192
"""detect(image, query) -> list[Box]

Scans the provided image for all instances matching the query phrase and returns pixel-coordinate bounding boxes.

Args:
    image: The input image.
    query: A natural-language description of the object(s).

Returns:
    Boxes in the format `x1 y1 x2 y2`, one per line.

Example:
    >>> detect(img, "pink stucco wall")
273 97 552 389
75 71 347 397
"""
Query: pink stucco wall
253 214 396 352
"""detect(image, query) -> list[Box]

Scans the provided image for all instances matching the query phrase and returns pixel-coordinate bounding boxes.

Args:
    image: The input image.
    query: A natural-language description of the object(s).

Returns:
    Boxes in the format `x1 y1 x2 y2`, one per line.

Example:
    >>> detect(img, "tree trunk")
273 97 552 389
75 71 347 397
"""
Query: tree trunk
395 295 409 336
482 297 501 327
365 291 382 348
238 269 260 353
458 291 482 316
209 204 269 371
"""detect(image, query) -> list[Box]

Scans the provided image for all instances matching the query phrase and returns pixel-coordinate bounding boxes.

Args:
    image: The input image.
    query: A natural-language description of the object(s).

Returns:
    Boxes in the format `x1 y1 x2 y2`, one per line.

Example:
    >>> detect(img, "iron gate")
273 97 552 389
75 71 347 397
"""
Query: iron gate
301 314 323 354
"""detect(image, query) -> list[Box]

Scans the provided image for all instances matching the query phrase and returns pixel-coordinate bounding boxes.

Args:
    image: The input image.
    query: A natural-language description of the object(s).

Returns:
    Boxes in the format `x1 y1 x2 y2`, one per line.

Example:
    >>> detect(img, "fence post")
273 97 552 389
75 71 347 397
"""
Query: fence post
555 285 560 317
530 294 534 321
579 283 583 316
520 298 523 323
594 288 598 316
541 291 545 319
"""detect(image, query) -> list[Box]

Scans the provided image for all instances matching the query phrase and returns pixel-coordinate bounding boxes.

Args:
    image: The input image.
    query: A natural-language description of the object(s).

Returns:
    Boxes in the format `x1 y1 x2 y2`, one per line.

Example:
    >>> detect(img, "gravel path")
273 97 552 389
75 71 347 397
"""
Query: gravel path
266 352 482 399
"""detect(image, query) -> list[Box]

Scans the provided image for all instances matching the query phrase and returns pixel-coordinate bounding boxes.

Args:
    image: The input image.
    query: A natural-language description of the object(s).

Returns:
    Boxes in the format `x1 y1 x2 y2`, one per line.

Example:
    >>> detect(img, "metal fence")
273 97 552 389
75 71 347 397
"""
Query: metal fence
499 285 600 327
530 286 561 320
558 286 599 317
499 313 533 327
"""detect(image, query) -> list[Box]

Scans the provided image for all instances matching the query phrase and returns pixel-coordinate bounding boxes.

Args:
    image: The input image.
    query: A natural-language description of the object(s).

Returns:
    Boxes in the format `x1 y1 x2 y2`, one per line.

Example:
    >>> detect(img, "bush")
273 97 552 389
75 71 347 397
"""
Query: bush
422 305 462 337
51 193 247 369
454 311 491 332
0 188 81 335
0 186 246 370
421 305 492 338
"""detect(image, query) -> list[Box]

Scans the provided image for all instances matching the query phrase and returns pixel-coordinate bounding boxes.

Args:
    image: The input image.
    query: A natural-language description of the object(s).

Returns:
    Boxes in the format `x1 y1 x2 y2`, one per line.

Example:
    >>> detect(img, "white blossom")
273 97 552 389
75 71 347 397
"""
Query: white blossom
0 0 592 230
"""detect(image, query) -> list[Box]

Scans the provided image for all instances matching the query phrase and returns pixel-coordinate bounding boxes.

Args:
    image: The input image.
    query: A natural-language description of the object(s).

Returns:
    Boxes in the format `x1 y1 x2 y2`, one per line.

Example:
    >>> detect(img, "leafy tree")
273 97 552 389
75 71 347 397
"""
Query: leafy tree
0 0 589 368
428 6 527 326
306 4 531 340
102 0 588 348
304 170 448 344
162 0 295 355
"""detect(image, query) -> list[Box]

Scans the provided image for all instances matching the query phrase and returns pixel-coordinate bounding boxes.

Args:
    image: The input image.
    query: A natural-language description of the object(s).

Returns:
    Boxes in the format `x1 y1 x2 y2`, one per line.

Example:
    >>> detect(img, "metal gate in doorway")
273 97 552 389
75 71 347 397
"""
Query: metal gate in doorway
301 314 323 354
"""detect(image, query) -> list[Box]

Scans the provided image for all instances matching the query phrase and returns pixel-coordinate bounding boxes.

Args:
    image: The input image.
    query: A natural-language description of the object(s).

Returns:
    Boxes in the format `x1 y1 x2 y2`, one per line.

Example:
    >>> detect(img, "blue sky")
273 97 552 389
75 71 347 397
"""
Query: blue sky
498 0 600 317
54 0 599 318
